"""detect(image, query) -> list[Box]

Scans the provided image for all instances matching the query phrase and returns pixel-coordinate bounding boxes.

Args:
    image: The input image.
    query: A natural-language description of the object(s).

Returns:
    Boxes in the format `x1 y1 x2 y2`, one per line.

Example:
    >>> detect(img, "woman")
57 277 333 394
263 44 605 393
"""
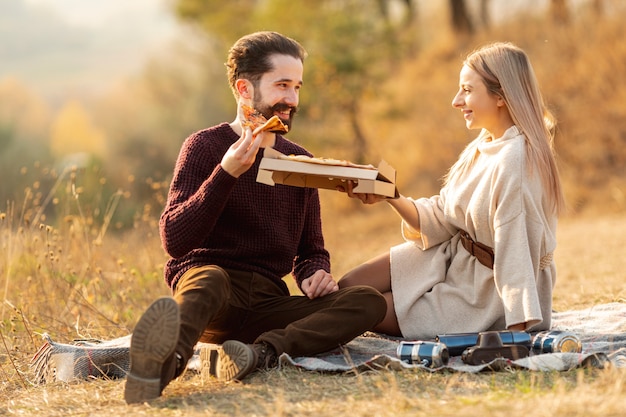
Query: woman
339 42 565 339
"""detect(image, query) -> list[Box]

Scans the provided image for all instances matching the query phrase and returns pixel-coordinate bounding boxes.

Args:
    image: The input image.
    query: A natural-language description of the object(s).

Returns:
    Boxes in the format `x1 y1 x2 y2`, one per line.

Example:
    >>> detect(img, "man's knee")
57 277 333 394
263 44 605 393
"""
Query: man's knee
174 265 231 301
341 285 387 324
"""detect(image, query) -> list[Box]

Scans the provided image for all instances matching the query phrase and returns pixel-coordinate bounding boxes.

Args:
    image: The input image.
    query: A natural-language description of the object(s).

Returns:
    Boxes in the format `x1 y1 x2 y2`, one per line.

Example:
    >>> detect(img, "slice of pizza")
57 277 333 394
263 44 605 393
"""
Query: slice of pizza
241 104 289 135
277 154 376 170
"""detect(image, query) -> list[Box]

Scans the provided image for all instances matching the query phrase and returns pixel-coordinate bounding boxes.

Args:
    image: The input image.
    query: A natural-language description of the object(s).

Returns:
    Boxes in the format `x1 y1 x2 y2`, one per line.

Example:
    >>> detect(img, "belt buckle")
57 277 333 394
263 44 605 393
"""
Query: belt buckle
461 230 474 255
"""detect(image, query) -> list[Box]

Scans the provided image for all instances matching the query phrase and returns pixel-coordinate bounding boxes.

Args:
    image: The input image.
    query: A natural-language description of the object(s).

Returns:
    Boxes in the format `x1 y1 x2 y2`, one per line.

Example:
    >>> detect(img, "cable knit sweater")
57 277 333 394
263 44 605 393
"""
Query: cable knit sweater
159 123 330 293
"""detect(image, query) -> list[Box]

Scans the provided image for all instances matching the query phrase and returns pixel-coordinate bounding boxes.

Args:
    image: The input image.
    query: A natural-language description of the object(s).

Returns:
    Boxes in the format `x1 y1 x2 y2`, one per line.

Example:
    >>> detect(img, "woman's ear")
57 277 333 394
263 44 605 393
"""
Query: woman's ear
236 79 253 99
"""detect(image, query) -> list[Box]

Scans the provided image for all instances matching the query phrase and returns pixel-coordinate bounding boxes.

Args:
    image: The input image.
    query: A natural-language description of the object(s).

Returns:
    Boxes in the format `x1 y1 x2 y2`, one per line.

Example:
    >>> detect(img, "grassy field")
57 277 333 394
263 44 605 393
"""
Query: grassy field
1 197 624 416
1 7 625 415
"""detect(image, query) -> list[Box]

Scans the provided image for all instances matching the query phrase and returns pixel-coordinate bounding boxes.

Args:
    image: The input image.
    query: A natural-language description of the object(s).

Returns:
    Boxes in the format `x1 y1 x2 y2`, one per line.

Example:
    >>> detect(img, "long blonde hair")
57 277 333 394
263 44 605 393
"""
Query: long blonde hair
444 42 565 215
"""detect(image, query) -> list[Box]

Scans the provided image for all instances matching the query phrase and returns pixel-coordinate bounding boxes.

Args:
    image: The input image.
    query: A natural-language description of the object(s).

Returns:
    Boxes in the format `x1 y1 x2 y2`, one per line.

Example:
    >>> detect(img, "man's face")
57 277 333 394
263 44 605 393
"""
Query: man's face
251 54 303 131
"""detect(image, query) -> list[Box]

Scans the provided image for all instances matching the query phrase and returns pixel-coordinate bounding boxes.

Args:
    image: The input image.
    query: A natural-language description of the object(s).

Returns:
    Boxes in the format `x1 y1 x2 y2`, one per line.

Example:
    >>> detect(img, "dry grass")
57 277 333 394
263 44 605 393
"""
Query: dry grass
3 351 626 416
1 195 625 416
2 6 626 417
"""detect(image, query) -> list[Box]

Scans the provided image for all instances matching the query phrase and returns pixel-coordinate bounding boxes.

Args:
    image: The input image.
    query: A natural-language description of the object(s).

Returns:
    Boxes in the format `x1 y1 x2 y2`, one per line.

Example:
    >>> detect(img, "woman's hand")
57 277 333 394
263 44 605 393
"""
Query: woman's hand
507 322 527 331
339 182 422 233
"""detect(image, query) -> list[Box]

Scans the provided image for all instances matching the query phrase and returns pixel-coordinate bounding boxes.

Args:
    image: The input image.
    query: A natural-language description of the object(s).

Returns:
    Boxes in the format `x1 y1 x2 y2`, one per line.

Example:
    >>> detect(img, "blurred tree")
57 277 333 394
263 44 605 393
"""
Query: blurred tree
94 36 231 222
0 77 50 141
449 0 474 35
377 0 416 26
550 0 570 24
173 0 418 163
592 0 603 16
479 0 491 29
50 100 107 160
0 77 52 210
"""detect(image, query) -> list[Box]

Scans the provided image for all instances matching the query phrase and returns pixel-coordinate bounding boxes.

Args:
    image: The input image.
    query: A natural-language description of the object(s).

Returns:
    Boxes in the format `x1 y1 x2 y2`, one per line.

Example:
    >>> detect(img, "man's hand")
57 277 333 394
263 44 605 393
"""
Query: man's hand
221 127 264 178
301 270 339 299
337 180 387 205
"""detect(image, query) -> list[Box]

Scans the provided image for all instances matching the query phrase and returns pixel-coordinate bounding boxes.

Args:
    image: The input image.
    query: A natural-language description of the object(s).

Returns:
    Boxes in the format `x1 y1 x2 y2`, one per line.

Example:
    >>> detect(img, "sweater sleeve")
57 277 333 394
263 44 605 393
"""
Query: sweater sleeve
292 188 330 287
159 133 237 258
491 142 551 329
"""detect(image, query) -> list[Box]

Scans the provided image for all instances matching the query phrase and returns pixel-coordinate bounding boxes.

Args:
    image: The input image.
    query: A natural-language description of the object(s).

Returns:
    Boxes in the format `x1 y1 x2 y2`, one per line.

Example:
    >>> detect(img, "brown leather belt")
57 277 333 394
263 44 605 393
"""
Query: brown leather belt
459 230 494 269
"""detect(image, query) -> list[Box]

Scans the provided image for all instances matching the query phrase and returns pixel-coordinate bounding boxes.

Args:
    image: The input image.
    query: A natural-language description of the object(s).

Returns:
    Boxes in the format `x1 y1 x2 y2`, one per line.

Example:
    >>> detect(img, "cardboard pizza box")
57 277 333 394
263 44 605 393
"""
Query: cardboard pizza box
257 147 397 197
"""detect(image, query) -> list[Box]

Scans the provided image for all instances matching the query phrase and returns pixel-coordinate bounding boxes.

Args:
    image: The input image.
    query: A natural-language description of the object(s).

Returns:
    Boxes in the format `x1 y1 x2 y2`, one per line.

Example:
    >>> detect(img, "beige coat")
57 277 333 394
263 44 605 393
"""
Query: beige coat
391 126 557 339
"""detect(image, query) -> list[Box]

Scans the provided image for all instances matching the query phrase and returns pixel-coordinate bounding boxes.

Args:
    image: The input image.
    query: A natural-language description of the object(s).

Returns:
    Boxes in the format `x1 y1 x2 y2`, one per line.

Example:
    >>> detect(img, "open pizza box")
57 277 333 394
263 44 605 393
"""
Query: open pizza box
257 147 397 197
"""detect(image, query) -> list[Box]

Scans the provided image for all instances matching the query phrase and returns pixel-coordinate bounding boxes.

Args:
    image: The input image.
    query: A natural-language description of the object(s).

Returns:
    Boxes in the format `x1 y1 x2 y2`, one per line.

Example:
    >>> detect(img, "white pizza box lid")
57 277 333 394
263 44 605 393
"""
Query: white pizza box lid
257 147 397 197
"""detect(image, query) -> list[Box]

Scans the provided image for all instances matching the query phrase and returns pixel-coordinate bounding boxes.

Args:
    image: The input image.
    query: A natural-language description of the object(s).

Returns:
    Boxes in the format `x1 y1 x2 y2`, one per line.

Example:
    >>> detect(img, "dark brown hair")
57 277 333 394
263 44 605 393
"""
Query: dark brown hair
226 31 307 97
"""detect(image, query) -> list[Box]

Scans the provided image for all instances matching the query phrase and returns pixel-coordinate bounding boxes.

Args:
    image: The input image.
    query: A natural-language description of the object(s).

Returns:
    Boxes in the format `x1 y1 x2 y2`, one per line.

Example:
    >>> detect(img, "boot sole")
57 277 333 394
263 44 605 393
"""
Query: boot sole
124 297 180 404
214 340 256 382
199 346 219 380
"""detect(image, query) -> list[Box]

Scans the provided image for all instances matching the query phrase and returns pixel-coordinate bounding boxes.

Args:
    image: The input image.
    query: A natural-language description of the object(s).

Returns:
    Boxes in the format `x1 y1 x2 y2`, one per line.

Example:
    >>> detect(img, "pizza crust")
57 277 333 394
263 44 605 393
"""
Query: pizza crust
277 154 376 170
241 104 289 135
253 116 288 135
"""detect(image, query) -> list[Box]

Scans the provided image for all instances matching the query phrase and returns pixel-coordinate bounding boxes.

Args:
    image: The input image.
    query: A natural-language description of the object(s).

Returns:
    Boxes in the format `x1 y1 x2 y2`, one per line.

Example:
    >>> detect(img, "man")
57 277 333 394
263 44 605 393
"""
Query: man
124 31 386 404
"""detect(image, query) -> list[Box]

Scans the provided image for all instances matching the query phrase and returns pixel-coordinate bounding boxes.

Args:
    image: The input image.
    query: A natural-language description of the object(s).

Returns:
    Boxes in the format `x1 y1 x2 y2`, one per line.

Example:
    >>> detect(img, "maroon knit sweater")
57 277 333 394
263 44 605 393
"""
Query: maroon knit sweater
159 123 330 294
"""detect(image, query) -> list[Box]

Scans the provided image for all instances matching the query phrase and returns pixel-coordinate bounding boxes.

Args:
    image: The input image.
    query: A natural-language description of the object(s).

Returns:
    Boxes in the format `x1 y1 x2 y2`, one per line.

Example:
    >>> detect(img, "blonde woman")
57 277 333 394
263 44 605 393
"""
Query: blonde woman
339 42 565 339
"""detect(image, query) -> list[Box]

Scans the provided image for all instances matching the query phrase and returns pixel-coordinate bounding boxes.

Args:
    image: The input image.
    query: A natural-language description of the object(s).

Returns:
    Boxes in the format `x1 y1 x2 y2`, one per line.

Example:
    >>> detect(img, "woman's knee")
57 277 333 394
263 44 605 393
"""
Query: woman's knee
338 252 391 291
337 269 357 288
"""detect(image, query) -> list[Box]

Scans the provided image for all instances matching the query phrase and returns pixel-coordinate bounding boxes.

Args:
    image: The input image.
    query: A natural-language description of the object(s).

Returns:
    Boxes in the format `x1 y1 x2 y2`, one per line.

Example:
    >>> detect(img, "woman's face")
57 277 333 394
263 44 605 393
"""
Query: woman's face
452 64 511 138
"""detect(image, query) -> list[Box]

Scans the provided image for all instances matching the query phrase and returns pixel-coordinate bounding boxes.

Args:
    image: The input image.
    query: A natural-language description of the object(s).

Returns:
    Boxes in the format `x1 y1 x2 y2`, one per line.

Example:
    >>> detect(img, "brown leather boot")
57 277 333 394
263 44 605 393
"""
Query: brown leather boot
124 297 180 404
204 340 278 382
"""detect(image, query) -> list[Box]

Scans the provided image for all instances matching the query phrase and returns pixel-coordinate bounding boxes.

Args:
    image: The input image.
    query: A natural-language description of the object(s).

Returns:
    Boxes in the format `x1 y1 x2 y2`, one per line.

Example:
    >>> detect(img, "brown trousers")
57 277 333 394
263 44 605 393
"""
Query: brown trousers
172 265 386 365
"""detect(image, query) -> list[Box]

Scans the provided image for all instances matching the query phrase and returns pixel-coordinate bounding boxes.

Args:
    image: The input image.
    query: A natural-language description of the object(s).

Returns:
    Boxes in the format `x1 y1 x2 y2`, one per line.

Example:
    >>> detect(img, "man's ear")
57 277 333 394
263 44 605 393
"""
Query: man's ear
236 79 253 99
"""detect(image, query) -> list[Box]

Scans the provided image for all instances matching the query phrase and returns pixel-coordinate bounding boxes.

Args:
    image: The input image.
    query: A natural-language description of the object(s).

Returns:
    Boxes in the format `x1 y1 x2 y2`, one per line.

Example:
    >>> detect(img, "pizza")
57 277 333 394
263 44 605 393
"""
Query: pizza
241 104 289 135
277 154 376 170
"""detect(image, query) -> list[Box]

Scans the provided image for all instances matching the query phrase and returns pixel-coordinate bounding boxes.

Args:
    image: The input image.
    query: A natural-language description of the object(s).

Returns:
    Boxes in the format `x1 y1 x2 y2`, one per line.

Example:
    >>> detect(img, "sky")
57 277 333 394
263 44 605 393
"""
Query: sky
23 0 129 26
1 0 181 102
2 0 602 105
23 0 177 30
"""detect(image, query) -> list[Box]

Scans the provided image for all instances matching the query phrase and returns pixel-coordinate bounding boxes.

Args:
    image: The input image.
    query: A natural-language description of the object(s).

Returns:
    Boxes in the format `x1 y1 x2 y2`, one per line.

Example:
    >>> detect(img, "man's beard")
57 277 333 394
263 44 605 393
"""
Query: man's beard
252 96 297 131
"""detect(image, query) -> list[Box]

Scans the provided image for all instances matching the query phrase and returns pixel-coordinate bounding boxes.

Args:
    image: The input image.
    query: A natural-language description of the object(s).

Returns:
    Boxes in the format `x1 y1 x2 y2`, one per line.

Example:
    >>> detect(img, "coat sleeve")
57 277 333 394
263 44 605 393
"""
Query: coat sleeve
403 187 459 249
491 143 554 330
493 213 545 328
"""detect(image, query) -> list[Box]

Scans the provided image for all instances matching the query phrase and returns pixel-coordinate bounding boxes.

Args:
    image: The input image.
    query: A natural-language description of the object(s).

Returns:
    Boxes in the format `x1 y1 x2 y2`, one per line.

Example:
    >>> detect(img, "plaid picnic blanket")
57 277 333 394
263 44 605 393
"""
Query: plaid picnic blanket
31 302 626 383
282 302 626 373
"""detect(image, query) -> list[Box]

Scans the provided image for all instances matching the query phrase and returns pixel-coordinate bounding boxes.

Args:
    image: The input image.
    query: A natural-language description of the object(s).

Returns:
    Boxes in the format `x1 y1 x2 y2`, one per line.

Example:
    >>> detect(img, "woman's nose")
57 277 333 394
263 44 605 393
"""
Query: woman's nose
451 92 463 108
